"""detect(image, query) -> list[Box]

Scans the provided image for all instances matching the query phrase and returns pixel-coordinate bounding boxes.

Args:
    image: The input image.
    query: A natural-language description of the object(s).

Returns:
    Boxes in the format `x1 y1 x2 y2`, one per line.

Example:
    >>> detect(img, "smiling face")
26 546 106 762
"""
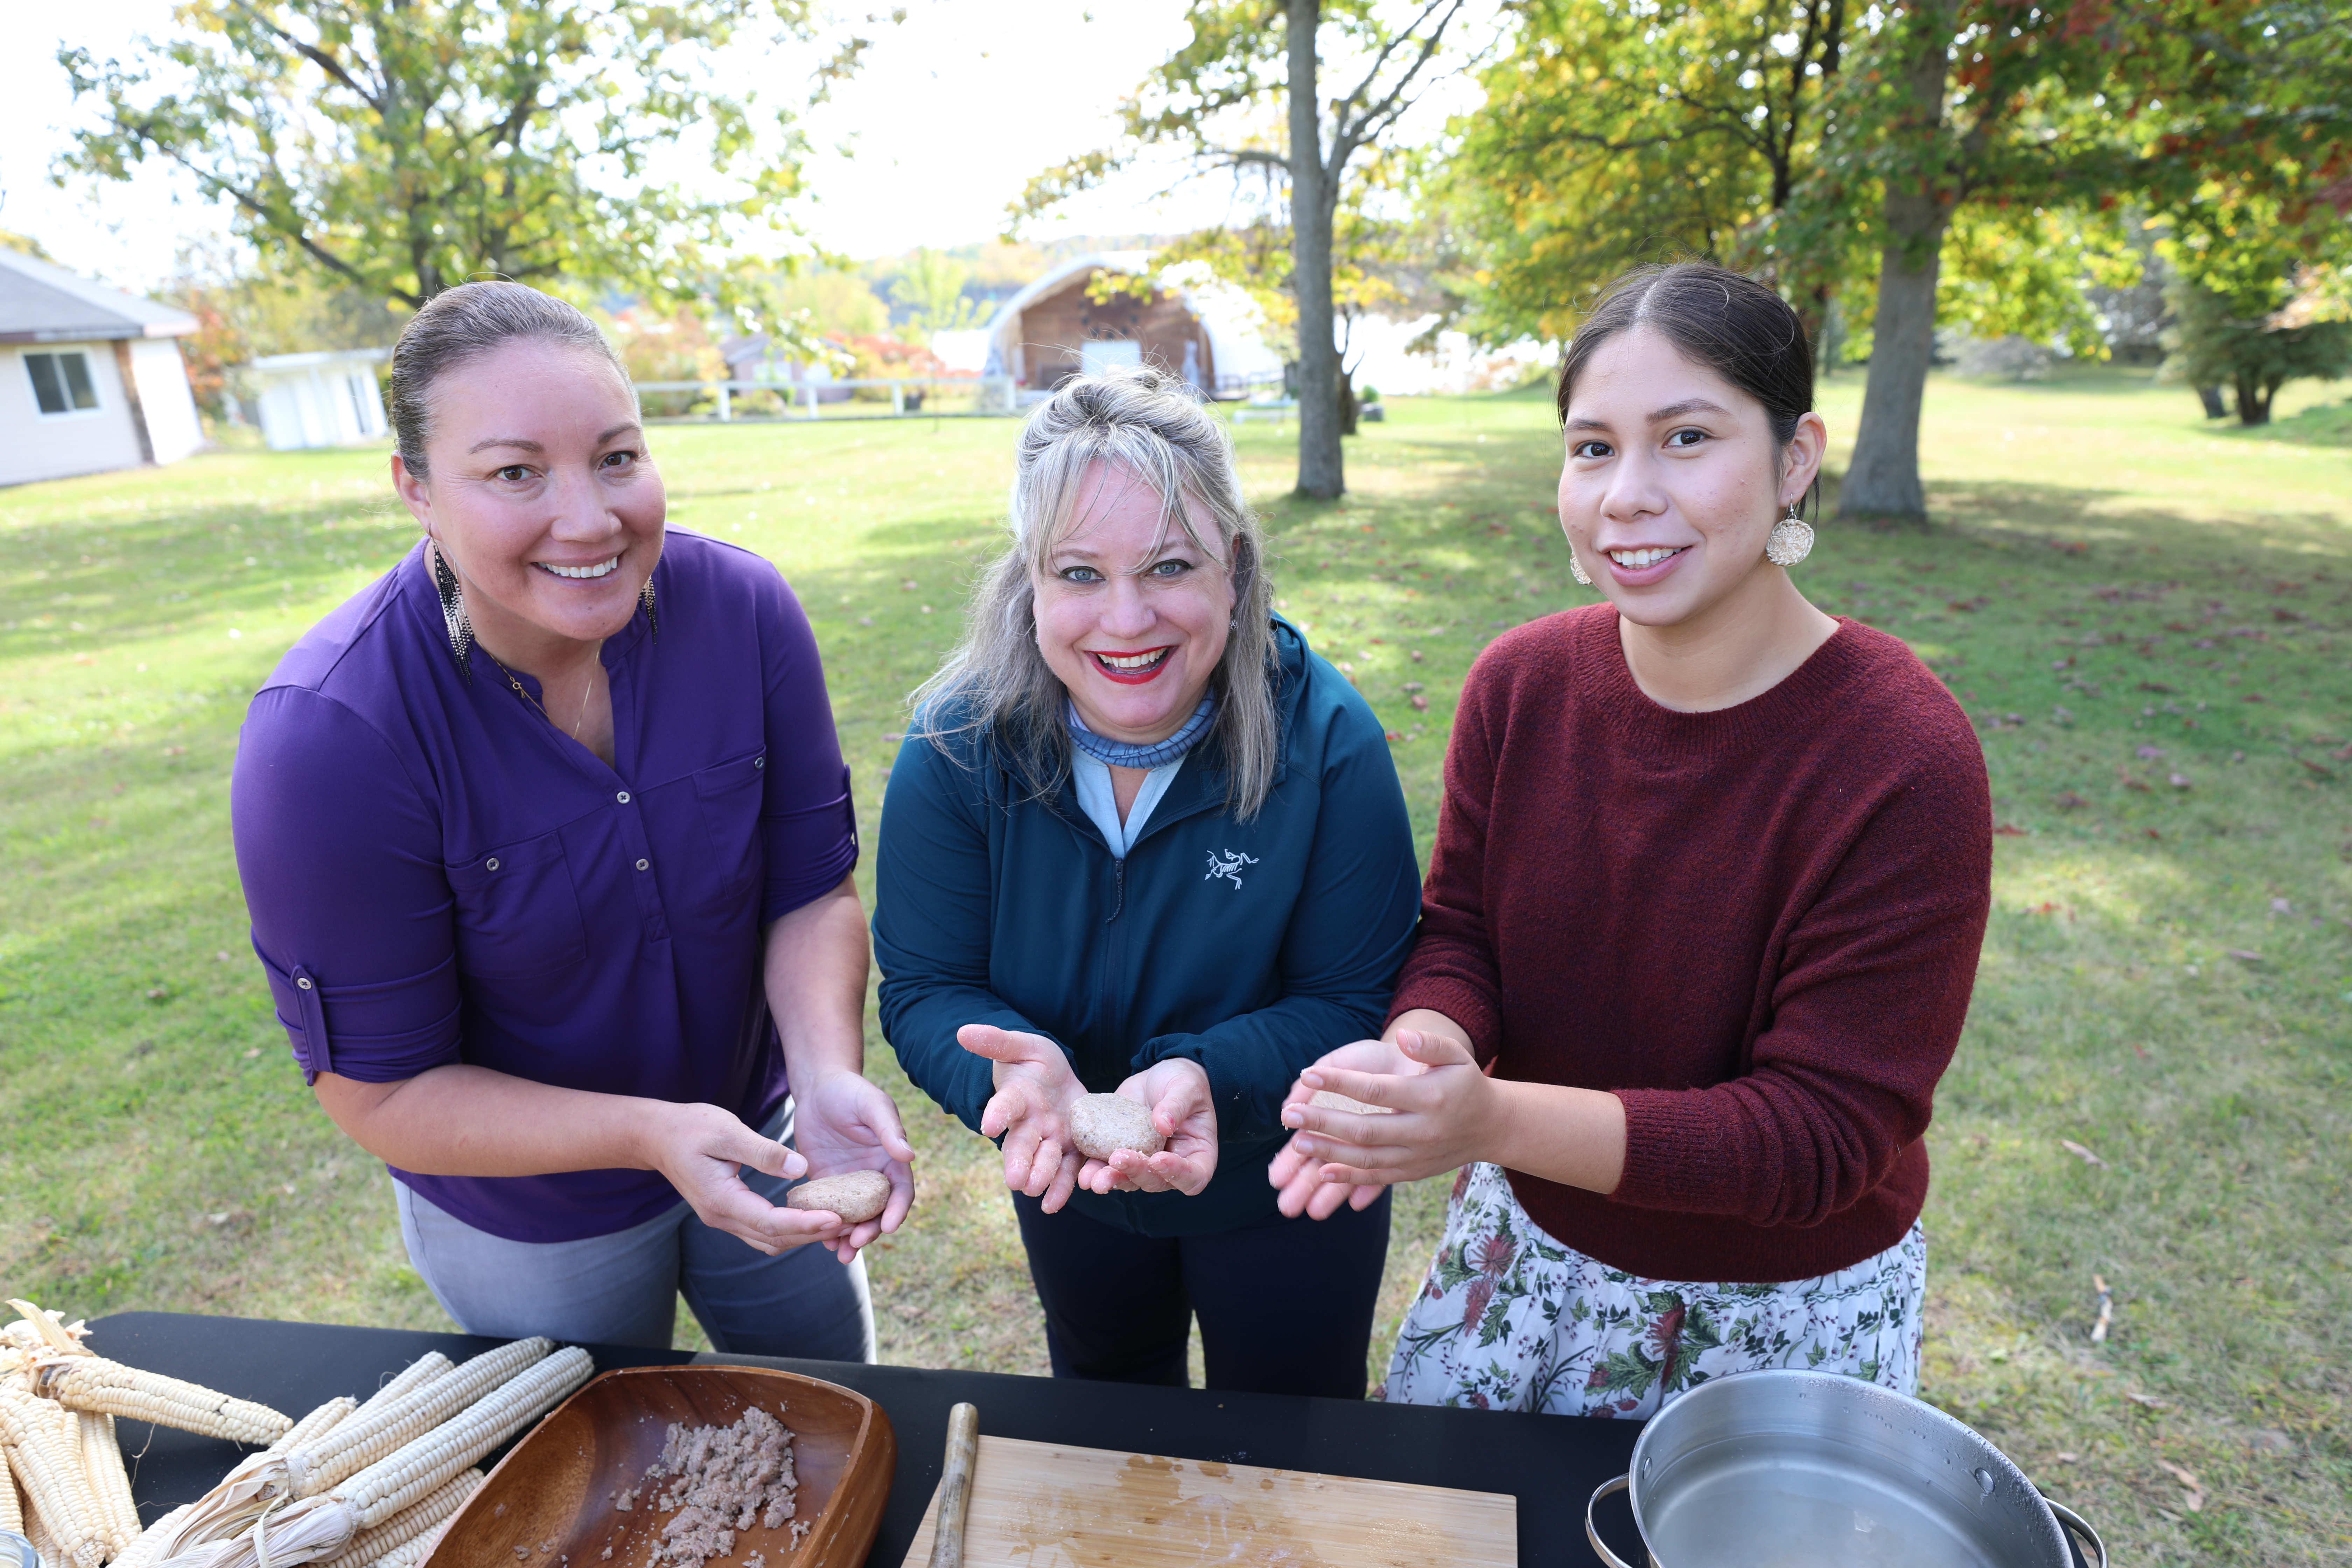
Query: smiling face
1032 462 1237 745
1556 325 1824 632
392 338 663 663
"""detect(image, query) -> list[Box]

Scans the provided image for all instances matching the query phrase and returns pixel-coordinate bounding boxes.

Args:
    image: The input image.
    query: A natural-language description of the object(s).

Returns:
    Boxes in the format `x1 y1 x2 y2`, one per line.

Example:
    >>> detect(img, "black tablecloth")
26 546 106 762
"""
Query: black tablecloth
89 1311 1647 1566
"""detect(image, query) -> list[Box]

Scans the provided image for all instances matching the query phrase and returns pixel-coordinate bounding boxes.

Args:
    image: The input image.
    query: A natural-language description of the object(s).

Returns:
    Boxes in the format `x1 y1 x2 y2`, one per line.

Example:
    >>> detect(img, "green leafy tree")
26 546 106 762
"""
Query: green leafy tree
1017 1 1474 499
2165 277 2351 425
1437 0 1860 349
1833 0 2352 519
2142 0 2352 421
56 1 895 309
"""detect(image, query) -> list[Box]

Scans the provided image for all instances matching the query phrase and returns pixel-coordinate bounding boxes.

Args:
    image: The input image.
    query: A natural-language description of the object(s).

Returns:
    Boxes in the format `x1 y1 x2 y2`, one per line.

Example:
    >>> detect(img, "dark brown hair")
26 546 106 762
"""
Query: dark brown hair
1556 262 1816 508
388 282 629 479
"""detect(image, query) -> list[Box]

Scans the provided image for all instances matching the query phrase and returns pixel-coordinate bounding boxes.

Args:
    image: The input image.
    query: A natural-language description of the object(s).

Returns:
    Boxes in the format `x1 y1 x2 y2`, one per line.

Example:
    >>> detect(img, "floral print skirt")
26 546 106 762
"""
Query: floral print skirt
1378 1163 1926 1418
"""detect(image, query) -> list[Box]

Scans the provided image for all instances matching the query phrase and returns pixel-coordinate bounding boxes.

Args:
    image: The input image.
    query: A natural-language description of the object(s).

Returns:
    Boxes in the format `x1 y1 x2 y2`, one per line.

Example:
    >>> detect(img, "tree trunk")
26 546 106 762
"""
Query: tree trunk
1289 0 1343 499
2236 373 2272 425
1338 365 1358 435
1837 3 1955 528
2195 384 2228 419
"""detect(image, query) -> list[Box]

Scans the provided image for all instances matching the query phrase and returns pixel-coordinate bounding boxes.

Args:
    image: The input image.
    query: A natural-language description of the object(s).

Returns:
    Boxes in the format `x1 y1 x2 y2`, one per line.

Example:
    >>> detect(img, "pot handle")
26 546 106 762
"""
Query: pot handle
2046 1499 2108 1568
1584 1474 1638 1568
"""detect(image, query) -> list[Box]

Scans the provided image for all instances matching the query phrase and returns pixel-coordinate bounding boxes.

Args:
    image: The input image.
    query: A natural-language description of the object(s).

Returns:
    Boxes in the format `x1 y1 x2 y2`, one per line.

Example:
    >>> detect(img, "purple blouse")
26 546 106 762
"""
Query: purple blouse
231 531 858 1242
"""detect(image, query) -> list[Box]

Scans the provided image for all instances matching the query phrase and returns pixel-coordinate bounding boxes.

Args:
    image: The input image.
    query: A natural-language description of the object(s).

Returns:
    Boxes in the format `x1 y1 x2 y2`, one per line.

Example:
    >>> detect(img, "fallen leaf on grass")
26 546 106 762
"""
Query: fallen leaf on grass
2120 773 2154 793
2299 758 2337 780
2226 949 2263 964
2061 1139 2108 1167
2333 742 2352 762
2270 897 2292 915
2135 744 2166 759
2054 1451 2080 1464
1409 694 1429 711
2156 1459 2205 1511
1994 823 2027 836
2054 790 2089 810
2169 773 2192 789
2124 1391 2169 1409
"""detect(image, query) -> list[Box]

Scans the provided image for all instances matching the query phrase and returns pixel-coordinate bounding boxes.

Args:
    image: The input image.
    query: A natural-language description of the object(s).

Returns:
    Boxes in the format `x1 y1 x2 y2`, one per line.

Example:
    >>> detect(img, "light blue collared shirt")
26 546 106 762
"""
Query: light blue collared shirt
1070 749 1184 857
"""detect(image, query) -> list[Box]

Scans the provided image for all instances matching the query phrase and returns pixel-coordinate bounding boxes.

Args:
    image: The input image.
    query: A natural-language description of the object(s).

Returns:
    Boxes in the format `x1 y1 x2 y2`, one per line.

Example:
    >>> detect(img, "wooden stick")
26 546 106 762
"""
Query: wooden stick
924 1404 980 1568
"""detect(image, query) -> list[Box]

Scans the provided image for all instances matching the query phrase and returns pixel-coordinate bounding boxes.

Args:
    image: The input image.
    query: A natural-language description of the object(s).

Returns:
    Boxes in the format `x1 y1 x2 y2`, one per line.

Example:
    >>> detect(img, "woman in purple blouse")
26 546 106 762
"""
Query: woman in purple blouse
231 283 915 1358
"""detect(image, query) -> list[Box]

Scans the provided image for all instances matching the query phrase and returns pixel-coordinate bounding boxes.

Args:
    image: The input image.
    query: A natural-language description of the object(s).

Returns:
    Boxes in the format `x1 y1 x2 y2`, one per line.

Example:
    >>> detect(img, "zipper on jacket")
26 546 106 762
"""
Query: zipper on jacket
1106 856 1125 923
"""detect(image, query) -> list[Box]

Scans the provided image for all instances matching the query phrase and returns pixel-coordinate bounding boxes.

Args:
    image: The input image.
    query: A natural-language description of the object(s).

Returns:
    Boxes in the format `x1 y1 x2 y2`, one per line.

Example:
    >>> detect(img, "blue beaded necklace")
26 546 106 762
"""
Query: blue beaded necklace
1067 694 1216 771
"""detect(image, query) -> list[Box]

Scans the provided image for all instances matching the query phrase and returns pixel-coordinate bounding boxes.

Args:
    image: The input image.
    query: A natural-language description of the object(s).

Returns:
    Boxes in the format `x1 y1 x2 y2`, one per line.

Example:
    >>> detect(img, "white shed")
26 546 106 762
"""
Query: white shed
0 248 204 487
247 348 391 449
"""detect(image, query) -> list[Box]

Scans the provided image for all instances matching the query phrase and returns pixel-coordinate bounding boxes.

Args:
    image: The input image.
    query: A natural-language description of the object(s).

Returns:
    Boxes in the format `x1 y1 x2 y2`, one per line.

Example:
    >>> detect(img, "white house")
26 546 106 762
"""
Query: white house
246 348 391 449
0 248 205 486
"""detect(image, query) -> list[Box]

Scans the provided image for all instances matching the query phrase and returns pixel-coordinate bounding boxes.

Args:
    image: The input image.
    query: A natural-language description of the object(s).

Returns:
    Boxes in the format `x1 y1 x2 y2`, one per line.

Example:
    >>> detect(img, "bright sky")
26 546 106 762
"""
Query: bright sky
0 0 1275 288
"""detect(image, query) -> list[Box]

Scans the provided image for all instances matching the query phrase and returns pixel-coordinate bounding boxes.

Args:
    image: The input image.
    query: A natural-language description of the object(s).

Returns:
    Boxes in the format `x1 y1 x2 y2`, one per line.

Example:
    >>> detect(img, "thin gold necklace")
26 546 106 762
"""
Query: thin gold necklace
482 649 596 738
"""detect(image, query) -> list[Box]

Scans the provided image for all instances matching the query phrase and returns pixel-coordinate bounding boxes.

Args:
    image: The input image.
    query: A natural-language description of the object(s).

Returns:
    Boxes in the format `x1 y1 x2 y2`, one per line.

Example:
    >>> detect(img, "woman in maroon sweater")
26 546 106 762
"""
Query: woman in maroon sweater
1268 262 1991 1416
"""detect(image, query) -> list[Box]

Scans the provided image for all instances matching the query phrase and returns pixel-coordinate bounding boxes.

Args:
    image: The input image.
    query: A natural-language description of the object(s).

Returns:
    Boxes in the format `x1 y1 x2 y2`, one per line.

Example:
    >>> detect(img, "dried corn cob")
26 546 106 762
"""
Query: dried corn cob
350 1358 449 1423
1 1386 104 1568
75 1412 140 1555
342 1348 590 1528
312 1469 479 1568
22 1483 65 1568
38 1362 289 1447
292 1342 549 1498
1 1460 23 1535
271 1398 358 1458
110 1504 195 1568
371 1534 431 1568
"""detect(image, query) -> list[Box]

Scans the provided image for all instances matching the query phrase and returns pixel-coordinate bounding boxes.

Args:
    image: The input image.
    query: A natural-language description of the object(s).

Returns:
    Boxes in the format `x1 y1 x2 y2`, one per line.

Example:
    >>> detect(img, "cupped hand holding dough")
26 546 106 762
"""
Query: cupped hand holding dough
1068 1093 1166 1161
784 1169 892 1225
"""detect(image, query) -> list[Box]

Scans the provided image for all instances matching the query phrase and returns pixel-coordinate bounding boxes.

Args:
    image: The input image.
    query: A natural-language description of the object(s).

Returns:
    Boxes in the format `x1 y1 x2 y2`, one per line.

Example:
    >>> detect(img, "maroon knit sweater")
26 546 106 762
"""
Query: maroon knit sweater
1391 605 1991 1283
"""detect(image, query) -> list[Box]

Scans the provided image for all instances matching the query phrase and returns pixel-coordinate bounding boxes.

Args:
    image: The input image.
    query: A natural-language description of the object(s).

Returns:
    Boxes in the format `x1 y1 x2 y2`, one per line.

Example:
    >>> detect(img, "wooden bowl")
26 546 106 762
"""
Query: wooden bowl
421 1366 895 1568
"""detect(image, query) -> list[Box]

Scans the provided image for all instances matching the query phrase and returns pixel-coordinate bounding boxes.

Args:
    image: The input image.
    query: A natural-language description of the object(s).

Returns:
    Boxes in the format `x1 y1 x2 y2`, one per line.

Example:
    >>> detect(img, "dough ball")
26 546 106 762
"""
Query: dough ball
1068 1094 1166 1162
1309 1089 1394 1116
784 1169 891 1224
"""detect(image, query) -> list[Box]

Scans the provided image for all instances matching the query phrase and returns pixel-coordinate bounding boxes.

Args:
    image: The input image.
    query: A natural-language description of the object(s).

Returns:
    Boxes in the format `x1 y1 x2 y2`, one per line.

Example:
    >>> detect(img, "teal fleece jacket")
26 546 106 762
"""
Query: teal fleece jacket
873 618 1422 1237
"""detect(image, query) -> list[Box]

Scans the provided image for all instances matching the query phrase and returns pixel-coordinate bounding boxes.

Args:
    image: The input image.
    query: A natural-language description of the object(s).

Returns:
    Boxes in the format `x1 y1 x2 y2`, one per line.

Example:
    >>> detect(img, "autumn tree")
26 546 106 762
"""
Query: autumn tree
1018 0 1473 499
56 1 893 310
1437 0 1861 348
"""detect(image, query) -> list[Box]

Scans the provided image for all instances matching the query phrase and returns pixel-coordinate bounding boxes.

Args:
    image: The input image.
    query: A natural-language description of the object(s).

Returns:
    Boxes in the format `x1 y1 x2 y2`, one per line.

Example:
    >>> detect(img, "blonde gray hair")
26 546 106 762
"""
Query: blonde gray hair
912 364 1280 819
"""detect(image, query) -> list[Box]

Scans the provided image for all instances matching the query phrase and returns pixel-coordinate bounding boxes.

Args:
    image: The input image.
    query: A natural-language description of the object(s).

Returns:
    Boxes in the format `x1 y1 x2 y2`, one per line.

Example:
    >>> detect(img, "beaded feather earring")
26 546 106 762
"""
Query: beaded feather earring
431 544 474 678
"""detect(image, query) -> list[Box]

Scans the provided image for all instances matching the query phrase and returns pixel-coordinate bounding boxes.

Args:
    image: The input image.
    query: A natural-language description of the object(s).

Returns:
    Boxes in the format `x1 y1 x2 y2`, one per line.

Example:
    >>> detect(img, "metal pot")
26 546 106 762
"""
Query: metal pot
1583 1371 2107 1568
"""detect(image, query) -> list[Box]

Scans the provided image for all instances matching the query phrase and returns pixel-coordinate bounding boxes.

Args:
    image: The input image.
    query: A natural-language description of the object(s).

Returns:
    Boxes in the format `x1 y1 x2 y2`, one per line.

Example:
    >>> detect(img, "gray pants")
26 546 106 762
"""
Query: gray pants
394 1102 874 1360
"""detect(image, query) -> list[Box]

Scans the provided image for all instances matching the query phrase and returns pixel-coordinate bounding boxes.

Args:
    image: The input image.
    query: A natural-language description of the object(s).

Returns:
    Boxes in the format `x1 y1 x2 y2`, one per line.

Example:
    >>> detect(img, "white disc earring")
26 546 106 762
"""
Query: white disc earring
1569 549 1592 586
1765 503 1815 567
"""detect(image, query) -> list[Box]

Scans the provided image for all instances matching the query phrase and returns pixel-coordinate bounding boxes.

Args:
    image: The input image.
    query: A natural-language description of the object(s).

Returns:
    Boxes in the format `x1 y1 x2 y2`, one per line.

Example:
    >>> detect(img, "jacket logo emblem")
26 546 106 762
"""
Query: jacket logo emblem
1205 848 1261 889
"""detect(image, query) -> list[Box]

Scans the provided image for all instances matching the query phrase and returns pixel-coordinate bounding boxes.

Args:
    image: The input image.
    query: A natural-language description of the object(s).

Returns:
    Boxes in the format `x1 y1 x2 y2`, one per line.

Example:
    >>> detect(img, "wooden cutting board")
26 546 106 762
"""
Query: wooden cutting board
897 1434 1516 1567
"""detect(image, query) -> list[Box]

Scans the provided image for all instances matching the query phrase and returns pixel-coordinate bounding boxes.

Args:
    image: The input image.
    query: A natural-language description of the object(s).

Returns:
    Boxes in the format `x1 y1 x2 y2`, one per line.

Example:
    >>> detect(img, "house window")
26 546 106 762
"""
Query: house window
26 351 102 416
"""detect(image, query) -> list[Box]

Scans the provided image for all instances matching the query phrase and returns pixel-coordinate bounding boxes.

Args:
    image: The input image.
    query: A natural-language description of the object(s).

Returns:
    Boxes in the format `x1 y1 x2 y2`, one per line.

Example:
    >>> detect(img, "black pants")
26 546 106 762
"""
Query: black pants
1010 1187 1392 1399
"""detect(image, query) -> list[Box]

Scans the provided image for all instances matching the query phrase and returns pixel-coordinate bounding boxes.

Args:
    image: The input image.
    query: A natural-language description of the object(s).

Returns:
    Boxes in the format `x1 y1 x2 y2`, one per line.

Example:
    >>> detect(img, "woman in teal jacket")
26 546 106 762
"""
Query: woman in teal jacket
874 366 1421 1396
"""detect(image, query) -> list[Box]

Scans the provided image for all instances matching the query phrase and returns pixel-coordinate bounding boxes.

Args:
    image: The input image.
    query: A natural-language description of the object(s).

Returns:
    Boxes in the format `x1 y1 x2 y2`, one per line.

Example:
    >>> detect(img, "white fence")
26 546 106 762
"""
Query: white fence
634 376 1019 421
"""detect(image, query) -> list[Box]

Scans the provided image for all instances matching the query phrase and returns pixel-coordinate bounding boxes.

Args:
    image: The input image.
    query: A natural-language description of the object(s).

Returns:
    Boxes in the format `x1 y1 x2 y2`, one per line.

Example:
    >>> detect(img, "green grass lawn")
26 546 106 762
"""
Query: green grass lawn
4 365 2348 1566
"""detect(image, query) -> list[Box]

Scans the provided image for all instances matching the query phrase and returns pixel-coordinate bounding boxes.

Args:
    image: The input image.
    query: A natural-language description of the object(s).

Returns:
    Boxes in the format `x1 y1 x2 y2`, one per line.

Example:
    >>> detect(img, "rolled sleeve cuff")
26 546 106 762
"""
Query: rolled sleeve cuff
259 949 462 1085
761 769 860 922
